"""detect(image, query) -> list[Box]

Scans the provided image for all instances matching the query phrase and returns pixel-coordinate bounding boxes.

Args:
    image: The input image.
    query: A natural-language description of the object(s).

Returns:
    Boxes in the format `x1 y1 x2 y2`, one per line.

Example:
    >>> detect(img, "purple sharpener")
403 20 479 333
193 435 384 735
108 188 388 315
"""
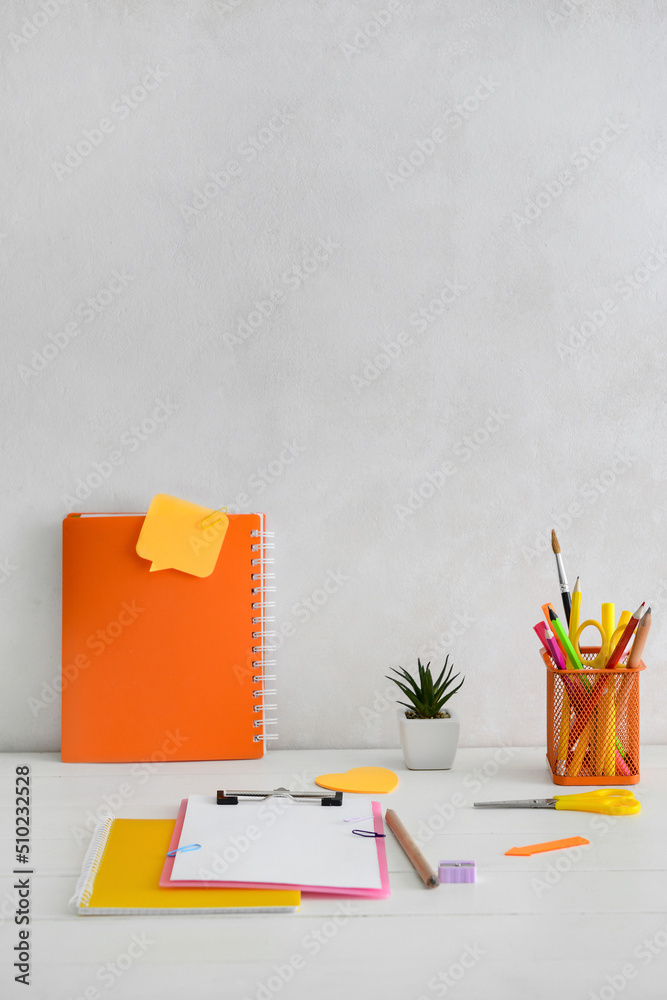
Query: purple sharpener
439 860 476 884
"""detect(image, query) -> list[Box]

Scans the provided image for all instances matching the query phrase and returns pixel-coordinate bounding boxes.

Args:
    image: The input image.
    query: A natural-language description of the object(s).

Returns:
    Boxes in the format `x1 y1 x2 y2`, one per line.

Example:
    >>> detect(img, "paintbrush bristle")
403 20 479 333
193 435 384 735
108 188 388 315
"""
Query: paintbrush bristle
551 529 560 554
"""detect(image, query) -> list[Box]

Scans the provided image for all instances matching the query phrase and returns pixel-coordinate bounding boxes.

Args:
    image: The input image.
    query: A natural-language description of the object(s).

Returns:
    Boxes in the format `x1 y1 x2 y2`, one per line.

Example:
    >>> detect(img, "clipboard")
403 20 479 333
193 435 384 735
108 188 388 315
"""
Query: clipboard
160 795 390 898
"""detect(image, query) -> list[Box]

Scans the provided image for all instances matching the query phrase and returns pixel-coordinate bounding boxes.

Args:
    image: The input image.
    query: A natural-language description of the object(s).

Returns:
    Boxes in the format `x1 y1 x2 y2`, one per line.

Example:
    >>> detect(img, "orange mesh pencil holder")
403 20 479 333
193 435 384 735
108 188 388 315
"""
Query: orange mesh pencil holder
542 646 645 786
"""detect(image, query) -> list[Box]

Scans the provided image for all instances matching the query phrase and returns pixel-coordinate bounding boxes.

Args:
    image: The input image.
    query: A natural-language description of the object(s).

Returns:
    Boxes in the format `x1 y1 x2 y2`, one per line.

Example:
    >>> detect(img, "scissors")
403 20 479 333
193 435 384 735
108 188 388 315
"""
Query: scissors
574 617 627 667
473 789 640 816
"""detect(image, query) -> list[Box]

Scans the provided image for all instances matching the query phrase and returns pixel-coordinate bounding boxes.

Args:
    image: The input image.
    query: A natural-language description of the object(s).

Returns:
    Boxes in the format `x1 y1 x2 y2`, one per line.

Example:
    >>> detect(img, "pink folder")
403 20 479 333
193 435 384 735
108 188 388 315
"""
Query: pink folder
160 798 390 898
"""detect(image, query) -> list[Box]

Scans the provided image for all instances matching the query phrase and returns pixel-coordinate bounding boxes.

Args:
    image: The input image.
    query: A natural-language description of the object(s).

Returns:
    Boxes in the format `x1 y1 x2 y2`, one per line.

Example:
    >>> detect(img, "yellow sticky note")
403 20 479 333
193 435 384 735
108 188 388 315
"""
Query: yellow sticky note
136 494 229 577
314 767 399 794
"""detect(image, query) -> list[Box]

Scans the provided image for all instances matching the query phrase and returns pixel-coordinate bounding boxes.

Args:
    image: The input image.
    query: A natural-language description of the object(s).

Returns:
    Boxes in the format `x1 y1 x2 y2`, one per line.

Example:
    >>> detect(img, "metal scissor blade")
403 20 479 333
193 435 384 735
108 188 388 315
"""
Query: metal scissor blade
473 798 557 809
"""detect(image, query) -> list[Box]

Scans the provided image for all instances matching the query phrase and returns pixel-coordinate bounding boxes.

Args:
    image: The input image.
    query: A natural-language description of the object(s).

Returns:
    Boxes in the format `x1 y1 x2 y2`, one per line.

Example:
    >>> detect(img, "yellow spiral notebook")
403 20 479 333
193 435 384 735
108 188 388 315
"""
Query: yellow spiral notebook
70 814 300 914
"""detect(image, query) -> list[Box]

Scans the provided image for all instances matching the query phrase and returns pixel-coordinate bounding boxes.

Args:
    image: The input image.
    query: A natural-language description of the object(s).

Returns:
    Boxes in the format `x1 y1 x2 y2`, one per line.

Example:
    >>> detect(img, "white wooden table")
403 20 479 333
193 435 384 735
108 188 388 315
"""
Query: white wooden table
1 747 665 1000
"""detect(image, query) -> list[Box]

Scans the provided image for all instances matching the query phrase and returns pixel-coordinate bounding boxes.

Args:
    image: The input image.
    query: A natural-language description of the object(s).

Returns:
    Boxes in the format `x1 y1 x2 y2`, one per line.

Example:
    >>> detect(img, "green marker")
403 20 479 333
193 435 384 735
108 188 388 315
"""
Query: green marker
549 608 583 671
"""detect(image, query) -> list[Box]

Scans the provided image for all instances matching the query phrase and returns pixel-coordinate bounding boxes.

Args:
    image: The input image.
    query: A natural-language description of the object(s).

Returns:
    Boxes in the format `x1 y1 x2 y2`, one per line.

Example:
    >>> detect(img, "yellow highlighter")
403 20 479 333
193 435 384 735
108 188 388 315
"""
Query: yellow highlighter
604 610 630 773
568 578 581 642
600 603 615 660
599 603 616 774
574 605 628 775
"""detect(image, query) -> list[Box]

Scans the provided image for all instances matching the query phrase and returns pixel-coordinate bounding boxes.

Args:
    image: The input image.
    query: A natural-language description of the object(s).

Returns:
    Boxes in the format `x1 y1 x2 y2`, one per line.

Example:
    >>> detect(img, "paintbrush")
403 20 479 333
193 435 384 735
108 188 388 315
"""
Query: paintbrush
551 529 571 625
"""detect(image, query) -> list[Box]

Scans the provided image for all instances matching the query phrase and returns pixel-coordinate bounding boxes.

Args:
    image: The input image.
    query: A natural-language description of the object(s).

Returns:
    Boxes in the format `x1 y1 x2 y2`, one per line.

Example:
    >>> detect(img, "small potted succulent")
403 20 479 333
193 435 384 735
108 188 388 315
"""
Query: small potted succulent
387 656 465 770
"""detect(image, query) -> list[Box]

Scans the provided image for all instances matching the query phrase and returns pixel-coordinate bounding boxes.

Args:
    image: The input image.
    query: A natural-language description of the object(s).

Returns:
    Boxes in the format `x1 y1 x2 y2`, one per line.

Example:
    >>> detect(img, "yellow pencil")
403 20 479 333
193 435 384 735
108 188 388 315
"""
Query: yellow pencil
571 716 593 776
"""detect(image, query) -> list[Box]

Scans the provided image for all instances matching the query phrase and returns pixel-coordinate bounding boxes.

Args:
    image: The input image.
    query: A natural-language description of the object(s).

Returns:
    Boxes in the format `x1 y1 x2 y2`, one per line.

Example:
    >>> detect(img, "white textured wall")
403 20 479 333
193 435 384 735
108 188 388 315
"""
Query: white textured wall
2 0 666 753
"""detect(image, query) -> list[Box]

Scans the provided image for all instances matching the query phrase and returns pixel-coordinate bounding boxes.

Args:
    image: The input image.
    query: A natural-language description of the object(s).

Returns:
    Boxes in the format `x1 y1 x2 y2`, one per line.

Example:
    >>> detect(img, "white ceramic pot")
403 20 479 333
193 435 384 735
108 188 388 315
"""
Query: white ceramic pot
398 707 460 770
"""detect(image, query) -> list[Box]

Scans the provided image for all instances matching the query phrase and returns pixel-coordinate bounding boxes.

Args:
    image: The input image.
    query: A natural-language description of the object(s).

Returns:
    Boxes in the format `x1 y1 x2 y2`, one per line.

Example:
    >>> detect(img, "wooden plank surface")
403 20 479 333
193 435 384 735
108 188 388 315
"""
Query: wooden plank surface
1 748 665 1000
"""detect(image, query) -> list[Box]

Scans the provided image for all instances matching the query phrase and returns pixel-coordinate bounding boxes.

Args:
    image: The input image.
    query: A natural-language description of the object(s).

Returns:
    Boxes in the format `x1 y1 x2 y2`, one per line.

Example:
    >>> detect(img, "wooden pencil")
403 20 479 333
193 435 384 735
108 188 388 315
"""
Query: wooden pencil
627 607 651 670
385 809 439 888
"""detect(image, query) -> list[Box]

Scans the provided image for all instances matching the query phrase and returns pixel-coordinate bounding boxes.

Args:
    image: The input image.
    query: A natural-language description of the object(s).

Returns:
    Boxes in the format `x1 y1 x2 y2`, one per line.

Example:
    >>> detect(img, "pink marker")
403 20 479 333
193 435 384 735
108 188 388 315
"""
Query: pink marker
534 621 566 670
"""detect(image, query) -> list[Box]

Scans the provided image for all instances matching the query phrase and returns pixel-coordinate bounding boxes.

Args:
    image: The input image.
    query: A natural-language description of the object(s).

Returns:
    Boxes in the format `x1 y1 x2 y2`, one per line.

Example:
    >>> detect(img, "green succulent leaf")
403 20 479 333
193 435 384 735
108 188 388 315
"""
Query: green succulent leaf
386 655 465 719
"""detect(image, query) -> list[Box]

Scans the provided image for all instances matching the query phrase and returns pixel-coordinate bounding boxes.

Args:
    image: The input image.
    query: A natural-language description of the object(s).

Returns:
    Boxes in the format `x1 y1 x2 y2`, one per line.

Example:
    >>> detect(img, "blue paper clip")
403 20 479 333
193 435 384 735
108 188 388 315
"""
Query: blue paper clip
351 829 386 838
167 843 202 857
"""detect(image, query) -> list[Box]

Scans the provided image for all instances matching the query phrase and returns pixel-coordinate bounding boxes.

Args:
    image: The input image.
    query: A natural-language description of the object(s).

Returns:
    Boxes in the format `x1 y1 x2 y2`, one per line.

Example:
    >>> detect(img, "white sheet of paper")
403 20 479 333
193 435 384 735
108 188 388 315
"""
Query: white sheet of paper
170 795 383 890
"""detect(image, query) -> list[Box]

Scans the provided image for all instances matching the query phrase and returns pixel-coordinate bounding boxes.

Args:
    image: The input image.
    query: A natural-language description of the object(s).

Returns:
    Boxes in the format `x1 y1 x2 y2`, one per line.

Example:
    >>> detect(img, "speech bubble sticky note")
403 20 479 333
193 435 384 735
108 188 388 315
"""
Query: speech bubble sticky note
136 494 229 577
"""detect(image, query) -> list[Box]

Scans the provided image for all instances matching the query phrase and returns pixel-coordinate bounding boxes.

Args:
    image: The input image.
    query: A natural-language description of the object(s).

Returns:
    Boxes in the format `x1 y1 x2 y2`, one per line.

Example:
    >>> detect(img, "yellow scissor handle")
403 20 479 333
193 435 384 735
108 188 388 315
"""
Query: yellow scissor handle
554 789 641 816
574 620 609 667
575 620 629 668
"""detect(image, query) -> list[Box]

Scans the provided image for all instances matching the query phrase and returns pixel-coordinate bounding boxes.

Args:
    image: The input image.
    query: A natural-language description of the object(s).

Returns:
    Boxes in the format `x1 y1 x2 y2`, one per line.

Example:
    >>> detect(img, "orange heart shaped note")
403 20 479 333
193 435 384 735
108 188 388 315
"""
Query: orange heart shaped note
315 767 398 794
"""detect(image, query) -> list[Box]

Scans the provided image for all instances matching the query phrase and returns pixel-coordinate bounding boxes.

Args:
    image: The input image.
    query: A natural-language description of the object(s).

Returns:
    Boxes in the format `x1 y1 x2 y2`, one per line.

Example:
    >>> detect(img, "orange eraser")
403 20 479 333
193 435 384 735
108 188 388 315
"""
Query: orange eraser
506 836 589 857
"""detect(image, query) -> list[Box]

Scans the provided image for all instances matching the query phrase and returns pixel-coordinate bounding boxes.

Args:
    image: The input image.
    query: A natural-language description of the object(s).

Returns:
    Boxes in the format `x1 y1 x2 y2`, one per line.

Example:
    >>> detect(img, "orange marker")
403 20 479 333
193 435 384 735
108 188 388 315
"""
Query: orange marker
542 602 557 628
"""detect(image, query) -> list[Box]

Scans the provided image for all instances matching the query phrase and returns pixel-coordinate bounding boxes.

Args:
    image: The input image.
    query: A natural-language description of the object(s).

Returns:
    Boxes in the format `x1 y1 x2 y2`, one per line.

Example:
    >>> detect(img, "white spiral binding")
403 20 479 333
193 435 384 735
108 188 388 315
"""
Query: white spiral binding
251 524 277 744
68 811 115 912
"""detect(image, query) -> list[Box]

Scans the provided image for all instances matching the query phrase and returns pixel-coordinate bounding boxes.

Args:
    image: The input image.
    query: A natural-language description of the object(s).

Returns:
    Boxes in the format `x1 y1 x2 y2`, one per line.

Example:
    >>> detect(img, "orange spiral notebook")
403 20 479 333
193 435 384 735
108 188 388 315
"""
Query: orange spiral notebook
61 511 275 762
